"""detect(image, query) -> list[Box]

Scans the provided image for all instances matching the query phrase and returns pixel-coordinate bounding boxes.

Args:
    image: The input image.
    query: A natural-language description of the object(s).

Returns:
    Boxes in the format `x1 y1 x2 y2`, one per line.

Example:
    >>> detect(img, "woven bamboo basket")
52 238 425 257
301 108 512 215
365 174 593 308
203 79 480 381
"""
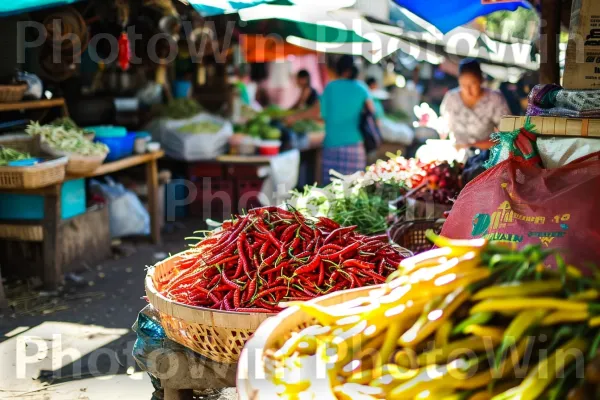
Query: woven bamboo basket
0 224 43 241
388 219 445 255
145 253 274 364
0 135 68 189
237 285 384 400
0 84 27 103
40 141 107 175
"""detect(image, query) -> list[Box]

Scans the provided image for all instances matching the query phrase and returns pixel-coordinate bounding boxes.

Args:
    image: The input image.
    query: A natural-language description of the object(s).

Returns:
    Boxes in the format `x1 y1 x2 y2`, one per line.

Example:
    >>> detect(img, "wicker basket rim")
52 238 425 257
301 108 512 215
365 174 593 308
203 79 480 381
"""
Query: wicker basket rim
0 83 27 89
236 284 385 400
145 253 275 329
0 156 68 171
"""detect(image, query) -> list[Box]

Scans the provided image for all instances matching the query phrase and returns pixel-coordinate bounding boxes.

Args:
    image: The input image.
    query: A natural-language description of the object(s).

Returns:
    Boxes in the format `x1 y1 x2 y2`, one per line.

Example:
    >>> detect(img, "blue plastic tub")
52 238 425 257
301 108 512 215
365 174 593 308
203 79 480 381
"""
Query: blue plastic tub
0 179 86 220
95 133 136 162
87 125 128 138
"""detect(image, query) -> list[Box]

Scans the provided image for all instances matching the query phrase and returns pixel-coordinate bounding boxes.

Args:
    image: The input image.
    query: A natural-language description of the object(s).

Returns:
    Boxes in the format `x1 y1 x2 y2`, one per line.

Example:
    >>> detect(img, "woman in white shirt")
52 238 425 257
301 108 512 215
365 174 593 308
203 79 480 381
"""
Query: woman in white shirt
440 59 510 150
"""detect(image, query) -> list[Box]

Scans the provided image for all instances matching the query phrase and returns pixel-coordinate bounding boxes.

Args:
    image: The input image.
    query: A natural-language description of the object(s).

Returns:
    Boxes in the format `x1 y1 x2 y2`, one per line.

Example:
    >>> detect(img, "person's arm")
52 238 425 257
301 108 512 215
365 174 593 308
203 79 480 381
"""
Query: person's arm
291 87 310 110
286 100 321 125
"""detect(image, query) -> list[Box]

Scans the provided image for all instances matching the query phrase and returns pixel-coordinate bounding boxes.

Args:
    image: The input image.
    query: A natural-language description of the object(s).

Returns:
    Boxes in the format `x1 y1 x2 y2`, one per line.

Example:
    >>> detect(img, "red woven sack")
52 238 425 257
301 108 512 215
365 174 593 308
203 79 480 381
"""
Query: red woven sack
441 152 600 268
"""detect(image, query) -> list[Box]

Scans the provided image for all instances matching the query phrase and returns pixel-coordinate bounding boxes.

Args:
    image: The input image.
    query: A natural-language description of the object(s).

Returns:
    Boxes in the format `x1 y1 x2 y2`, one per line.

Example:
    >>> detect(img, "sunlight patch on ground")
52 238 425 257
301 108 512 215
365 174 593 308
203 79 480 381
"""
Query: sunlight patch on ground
0 322 129 393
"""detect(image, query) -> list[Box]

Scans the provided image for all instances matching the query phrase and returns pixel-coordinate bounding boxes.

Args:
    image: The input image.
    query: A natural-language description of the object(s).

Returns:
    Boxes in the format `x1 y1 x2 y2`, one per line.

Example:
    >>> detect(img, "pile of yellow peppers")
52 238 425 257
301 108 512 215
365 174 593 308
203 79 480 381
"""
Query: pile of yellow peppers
262 235 600 400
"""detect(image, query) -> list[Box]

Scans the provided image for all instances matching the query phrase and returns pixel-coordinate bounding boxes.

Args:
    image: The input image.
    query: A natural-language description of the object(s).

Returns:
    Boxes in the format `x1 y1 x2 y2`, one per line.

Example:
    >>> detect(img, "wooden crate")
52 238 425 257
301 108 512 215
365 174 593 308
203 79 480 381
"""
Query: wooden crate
500 116 600 138
0 206 111 280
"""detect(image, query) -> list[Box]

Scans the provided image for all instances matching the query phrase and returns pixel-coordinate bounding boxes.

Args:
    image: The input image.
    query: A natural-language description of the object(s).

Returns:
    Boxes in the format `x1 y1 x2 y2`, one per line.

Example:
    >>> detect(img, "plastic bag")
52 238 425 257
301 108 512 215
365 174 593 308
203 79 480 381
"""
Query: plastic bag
441 152 600 269
90 178 150 238
537 137 600 169
380 118 414 146
161 113 233 161
485 120 541 169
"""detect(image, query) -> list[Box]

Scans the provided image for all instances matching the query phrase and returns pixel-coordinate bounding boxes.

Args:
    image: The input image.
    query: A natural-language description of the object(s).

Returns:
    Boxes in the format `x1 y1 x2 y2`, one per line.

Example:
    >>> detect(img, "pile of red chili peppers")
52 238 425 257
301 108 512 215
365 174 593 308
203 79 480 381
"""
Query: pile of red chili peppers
156 207 408 313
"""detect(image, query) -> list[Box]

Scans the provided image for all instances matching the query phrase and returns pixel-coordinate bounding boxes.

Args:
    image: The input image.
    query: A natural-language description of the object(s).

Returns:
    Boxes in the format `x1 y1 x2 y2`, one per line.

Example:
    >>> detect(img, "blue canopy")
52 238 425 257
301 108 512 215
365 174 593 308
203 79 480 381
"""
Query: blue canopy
393 0 531 34
0 0 85 17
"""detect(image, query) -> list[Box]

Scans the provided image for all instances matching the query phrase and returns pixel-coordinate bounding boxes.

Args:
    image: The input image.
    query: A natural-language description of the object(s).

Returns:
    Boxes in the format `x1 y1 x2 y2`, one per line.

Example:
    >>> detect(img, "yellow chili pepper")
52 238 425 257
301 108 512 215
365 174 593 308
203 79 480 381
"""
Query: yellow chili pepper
400 287 471 348
463 325 505 343
452 338 531 390
470 298 588 314
274 325 331 359
398 296 443 348
377 320 404 368
590 316 600 328
435 320 453 347
392 252 481 290
495 309 547 369
368 366 421 391
334 383 381 400
472 280 563 301
492 338 588 400
566 265 583 278
541 310 589 326
569 289 599 301
348 364 417 385
427 233 488 251
468 393 491 400
389 359 471 399
417 335 500 367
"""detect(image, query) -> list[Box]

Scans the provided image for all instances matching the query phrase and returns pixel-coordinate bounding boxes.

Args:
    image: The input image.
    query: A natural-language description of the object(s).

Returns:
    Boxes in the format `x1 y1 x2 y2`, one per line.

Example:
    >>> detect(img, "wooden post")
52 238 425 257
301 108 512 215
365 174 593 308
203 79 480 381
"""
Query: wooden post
147 159 161 245
540 0 562 84
43 183 63 289
0 267 8 309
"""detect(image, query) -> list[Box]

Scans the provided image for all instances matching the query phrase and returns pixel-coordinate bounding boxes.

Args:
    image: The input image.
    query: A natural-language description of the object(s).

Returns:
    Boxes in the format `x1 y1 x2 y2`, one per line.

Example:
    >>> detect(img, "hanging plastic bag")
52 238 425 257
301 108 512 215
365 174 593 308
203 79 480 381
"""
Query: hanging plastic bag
90 178 150 238
441 152 600 269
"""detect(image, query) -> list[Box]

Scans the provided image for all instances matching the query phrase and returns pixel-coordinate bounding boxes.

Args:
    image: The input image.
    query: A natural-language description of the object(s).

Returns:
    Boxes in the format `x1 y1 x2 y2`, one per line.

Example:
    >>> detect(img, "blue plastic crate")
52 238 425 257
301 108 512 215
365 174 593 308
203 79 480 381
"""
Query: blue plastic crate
0 179 86 220
95 133 136 162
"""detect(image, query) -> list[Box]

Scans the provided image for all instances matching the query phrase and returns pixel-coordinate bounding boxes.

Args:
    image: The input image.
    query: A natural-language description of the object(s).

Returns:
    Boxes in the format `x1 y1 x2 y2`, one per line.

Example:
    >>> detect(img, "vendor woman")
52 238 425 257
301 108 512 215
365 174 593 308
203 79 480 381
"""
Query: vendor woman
440 59 510 149
287 56 377 185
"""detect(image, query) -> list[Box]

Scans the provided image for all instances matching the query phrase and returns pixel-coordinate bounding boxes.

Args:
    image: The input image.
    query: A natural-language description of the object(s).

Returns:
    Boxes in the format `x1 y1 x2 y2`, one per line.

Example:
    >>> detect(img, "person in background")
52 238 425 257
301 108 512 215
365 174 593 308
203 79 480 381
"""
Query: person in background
366 77 385 120
291 69 319 110
287 56 377 185
440 59 510 150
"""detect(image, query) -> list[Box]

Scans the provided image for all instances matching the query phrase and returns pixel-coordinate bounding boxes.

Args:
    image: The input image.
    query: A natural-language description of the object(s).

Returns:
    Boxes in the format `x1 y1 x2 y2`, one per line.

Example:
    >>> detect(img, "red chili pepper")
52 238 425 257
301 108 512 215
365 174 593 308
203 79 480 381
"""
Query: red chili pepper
342 259 376 270
254 286 288 301
222 271 242 289
260 240 271 260
318 261 325 286
280 223 299 244
317 217 340 230
324 226 357 245
233 289 241 309
319 244 343 253
234 308 273 314
263 249 279 266
294 255 321 275
321 242 360 261
118 32 131 71
245 277 257 303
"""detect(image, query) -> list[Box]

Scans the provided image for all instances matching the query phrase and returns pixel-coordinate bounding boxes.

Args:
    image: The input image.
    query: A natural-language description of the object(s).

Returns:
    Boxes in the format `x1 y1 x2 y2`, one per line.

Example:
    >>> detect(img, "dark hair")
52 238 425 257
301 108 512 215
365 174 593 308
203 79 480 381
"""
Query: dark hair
366 77 377 87
297 69 310 82
458 58 483 81
336 55 358 79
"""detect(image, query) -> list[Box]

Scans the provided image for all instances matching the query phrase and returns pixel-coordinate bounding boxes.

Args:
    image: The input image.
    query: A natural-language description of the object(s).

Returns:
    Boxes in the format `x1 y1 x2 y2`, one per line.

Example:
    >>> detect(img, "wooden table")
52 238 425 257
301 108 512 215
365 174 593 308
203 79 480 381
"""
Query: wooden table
216 146 323 185
0 151 164 292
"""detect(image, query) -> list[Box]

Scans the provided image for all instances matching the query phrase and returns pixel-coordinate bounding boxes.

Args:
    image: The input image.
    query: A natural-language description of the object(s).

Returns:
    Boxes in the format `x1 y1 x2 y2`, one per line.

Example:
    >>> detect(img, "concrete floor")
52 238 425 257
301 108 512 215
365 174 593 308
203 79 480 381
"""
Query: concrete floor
0 222 198 400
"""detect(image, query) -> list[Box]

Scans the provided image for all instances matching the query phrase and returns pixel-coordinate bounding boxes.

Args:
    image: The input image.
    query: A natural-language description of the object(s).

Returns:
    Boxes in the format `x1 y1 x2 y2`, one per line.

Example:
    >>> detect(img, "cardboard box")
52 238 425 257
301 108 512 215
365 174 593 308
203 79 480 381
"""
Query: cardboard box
563 0 600 89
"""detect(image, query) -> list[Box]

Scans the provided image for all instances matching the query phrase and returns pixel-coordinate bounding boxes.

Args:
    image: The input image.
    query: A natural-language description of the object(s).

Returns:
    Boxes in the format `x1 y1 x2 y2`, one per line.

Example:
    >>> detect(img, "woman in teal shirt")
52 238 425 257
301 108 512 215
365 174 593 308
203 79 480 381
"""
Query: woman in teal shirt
288 56 377 184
